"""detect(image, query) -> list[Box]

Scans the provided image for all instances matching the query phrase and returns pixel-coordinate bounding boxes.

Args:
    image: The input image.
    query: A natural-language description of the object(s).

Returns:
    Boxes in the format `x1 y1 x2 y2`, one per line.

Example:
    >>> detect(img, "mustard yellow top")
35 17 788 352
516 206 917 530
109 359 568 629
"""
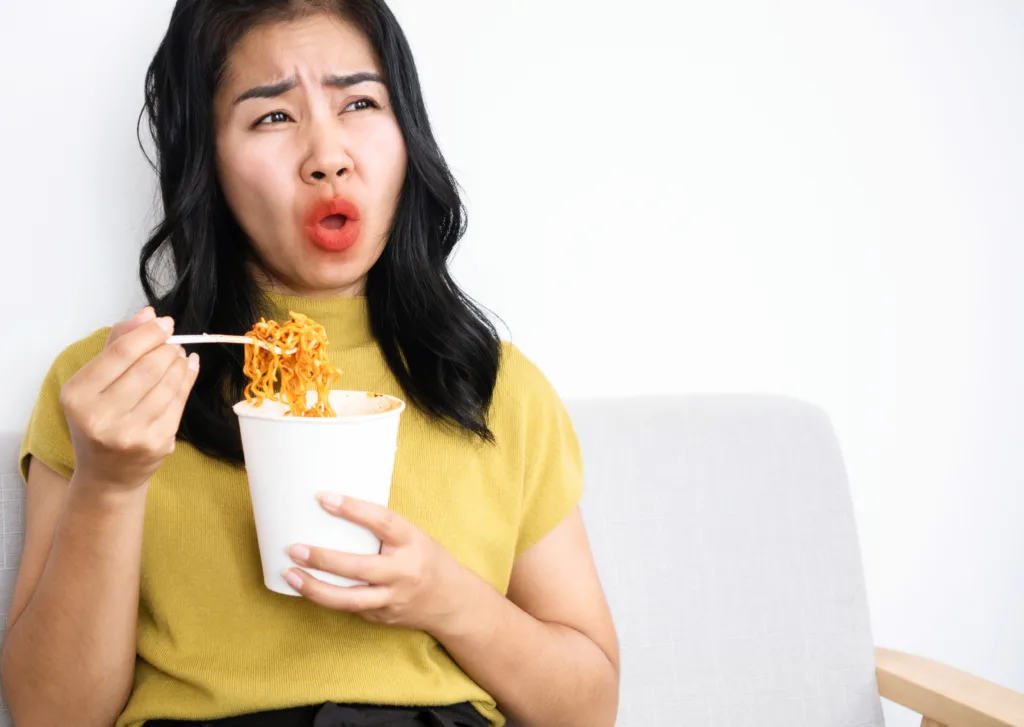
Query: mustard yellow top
19 294 583 727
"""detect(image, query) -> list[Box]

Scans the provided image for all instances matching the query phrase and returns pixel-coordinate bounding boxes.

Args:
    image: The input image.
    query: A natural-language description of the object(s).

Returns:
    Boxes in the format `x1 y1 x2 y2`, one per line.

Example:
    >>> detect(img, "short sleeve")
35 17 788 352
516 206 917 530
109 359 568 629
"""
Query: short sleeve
19 329 109 483
505 346 585 558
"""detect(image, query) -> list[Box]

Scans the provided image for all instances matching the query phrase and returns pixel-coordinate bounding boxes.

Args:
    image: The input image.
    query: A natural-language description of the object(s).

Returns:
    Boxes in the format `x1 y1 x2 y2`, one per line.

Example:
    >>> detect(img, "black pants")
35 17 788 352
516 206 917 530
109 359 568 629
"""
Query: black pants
147 702 489 727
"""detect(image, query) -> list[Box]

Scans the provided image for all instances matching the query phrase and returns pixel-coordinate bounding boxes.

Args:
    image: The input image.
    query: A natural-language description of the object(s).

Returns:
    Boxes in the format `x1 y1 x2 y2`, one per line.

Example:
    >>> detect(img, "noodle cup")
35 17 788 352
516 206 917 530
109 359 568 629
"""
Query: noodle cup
233 390 405 595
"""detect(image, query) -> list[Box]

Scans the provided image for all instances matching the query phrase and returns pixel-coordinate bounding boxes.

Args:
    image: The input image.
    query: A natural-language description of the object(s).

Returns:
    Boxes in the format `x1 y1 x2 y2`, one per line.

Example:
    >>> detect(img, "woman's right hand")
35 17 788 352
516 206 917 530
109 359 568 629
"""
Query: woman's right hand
60 306 200 493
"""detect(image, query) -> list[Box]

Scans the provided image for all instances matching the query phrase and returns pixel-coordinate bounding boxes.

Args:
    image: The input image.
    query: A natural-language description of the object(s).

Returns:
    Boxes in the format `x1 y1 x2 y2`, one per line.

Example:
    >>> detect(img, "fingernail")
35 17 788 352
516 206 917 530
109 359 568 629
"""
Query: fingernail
188 353 200 371
157 317 174 334
289 545 310 563
282 570 303 590
177 345 187 358
140 306 156 321
318 493 344 509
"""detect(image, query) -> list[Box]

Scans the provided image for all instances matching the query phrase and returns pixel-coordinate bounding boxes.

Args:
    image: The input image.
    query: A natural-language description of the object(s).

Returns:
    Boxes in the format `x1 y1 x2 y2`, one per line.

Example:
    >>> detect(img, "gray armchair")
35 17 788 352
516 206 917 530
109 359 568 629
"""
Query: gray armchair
2 395 1022 726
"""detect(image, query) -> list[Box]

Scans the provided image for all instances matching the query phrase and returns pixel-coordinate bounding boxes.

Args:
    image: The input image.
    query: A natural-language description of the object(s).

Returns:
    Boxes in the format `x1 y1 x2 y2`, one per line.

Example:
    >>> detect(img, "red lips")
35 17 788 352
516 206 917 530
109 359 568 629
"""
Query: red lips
304 198 363 252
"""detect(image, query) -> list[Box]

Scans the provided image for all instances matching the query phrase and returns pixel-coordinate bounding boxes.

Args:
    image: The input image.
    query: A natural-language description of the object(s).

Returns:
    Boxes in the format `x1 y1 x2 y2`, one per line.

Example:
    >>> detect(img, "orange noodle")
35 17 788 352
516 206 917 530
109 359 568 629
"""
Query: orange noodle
242 311 341 417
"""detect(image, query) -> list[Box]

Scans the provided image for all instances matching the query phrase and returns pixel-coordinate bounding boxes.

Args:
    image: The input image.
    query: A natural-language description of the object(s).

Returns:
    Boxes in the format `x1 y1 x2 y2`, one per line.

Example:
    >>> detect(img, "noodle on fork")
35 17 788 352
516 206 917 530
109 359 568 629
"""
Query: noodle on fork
242 311 341 417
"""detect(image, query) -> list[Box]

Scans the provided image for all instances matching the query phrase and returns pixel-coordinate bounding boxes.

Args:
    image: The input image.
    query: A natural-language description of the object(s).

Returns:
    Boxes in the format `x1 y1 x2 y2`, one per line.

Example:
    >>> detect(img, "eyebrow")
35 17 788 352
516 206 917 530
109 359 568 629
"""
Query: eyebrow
233 72 386 105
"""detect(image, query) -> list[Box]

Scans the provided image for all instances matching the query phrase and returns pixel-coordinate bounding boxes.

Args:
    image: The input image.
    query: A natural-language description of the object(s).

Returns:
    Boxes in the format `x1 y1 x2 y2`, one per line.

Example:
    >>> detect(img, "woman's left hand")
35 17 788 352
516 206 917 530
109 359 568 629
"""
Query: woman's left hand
284 494 470 634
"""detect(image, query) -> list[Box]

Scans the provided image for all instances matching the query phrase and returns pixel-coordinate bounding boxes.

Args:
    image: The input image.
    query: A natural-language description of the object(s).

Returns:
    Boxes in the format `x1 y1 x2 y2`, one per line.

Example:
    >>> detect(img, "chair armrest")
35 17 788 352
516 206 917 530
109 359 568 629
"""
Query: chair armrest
876 647 1024 727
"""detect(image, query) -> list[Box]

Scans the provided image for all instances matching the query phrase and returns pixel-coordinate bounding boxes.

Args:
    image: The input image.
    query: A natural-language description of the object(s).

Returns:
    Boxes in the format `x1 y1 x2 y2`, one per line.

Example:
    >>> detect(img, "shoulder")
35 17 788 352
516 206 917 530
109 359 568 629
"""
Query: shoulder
492 344 584 556
490 341 575 437
20 327 110 481
493 341 562 412
44 327 111 385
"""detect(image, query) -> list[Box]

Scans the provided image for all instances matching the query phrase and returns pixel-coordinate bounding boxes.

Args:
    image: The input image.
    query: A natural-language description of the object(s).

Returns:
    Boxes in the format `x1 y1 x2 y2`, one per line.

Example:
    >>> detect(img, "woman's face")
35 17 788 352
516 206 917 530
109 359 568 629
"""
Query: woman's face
213 14 407 297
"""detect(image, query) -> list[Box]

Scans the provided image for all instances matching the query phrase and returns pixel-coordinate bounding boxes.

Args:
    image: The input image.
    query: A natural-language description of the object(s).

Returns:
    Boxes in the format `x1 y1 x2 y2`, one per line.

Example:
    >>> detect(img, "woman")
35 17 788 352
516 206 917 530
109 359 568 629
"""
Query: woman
0 2 619 727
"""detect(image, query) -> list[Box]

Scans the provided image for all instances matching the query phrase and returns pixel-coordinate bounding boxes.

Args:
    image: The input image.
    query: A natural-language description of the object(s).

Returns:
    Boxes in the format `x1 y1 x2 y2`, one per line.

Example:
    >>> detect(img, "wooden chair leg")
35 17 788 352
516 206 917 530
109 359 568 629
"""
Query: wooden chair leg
921 719 948 727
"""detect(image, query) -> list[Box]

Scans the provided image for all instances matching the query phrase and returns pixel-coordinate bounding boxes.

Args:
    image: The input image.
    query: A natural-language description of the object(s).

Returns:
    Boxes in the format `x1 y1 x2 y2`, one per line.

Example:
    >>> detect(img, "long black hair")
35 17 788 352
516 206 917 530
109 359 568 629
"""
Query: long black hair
139 0 501 464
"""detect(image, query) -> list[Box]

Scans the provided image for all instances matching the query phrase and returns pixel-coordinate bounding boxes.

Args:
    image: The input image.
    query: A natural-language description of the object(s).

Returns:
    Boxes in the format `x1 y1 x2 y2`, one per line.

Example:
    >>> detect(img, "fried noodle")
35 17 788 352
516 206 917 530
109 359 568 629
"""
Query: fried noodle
242 311 341 417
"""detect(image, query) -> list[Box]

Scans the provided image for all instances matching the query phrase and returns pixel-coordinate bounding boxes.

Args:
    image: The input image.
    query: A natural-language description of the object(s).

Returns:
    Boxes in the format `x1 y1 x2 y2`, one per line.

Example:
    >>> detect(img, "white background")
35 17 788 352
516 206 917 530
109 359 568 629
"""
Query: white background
1 2 1021 724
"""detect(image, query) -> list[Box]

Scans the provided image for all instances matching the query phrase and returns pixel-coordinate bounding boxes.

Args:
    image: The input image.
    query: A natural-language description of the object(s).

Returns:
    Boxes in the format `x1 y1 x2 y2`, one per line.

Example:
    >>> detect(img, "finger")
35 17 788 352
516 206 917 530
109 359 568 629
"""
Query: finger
78 317 177 392
152 353 200 432
317 494 409 546
104 342 183 409
283 568 391 611
288 545 395 584
134 349 190 421
106 306 156 345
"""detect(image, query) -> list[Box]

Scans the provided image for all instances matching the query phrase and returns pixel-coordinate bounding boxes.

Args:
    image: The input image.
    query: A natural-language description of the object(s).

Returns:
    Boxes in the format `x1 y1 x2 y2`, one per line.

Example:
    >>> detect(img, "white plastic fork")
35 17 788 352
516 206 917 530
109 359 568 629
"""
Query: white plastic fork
167 334 298 356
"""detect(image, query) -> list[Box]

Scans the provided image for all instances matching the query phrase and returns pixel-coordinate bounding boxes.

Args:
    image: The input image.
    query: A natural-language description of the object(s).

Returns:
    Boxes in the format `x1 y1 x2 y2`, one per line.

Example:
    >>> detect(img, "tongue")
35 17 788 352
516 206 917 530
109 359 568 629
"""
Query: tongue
320 214 347 230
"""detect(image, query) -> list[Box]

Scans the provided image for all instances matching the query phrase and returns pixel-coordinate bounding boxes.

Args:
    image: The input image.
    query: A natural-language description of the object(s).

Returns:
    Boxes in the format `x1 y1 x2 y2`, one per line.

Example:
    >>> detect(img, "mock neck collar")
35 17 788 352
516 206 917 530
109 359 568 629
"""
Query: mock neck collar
262 292 374 351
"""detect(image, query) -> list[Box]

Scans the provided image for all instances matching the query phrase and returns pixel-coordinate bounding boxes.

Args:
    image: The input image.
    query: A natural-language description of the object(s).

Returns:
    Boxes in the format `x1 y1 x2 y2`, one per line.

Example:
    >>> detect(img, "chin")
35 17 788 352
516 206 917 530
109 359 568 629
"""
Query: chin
252 236 381 296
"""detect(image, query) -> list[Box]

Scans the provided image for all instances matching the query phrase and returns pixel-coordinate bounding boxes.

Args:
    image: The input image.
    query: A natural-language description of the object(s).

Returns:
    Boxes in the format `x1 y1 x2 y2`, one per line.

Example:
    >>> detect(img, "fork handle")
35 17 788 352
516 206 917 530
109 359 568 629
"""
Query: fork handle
167 335 254 346
168 334 295 356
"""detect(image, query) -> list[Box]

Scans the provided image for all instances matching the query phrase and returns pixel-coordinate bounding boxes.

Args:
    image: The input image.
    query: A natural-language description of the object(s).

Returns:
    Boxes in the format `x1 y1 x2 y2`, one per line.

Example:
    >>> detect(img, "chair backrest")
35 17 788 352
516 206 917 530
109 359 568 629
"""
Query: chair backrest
565 395 883 727
0 395 884 726
1 435 22 726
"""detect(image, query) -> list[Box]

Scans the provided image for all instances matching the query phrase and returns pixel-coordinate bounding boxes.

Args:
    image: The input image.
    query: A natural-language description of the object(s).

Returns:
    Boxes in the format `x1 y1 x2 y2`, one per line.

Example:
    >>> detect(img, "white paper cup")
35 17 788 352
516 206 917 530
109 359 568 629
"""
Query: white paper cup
233 390 405 596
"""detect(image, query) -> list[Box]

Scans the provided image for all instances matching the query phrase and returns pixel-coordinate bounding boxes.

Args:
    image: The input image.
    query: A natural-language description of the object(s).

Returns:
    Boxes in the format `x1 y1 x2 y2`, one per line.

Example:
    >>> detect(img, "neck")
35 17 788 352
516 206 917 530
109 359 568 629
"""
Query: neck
248 261 367 299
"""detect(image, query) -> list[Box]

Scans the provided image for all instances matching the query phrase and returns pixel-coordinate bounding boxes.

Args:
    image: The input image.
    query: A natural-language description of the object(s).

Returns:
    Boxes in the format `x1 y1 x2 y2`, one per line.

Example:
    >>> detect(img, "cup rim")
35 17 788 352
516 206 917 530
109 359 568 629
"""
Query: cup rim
232 390 405 423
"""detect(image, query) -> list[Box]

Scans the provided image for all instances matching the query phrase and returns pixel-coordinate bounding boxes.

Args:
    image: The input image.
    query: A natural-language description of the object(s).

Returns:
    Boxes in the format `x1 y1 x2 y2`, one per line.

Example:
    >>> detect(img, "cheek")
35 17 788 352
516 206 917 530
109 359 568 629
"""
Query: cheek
218 137 296 227
231 157 286 210
358 122 408 200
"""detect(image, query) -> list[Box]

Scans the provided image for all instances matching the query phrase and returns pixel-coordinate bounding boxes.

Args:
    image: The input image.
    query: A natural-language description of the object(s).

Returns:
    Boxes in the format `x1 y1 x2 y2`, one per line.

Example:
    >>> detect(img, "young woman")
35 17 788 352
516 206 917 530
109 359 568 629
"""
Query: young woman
0 2 619 726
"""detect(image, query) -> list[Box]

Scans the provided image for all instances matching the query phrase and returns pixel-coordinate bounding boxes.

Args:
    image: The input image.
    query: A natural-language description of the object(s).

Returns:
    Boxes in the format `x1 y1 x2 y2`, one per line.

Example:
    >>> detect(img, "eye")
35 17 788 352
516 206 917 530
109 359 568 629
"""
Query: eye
344 98 380 113
253 111 292 127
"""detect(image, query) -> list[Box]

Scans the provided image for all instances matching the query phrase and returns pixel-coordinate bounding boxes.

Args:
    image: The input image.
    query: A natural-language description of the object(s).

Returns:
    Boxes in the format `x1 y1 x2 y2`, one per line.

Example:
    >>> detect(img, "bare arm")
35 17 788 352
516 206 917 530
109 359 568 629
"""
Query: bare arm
289 503 620 727
433 508 620 727
0 309 199 727
1 460 148 726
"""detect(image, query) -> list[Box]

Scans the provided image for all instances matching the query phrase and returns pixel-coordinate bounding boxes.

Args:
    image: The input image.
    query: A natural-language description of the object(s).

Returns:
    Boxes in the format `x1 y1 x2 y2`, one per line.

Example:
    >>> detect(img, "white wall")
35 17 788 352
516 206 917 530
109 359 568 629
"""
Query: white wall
2 1 1021 724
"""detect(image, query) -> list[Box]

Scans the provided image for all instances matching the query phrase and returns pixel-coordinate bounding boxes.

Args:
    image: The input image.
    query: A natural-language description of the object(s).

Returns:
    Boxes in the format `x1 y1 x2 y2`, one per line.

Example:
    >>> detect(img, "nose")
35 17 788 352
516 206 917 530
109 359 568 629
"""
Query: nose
309 168 344 181
301 154 349 183
300 125 353 185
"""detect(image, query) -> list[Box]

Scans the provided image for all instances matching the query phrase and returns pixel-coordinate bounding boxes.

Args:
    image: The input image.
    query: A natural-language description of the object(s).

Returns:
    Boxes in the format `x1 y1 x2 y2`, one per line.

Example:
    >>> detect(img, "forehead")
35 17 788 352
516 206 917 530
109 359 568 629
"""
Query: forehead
222 13 380 89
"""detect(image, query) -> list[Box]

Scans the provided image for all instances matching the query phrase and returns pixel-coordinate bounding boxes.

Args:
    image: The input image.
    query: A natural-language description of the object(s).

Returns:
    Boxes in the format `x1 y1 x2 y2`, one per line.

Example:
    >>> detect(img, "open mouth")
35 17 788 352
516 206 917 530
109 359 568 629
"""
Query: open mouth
305 199 362 252
319 214 348 230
